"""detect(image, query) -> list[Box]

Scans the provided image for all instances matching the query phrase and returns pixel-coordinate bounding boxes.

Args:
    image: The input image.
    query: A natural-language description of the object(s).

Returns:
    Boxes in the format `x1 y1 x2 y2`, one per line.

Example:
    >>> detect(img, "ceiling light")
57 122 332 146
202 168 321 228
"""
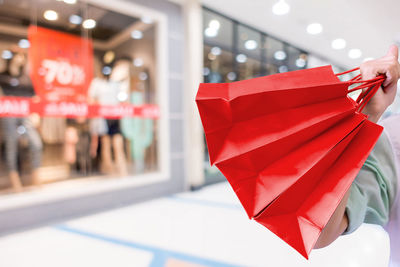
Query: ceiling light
244 40 258 50
131 30 143 39
1 50 13 60
274 50 287 60
295 58 306 68
236 54 247 63
279 65 288 73
102 66 112 76
363 57 374 62
82 19 96 29
103 51 115 64
227 72 237 81
18 39 30 49
211 46 222 56
141 16 153 24
44 10 58 21
69 14 82 25
348 49 362 59
306 23 323 35
272 0 290 15
63 0 77 4
204 27 218 38
209 19 220 30
133 58 144 67
331 38 346 50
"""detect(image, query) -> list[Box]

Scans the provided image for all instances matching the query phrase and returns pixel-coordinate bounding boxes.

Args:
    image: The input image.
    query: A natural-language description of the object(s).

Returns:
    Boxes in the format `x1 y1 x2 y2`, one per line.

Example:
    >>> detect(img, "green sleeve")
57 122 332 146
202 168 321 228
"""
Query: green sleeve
344 131 398 234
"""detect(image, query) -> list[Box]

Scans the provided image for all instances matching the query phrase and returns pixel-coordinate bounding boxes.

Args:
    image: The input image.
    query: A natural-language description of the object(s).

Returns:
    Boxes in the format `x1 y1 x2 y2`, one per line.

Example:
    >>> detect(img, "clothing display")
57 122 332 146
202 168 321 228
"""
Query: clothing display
88 77 124 105
0 117 42 172
0 56 43 188
64 125 79 165
88 77 124 135
88 76 127 175
75 123 92 175
40 117 66 144
106 119 121 136
89 118 108 136
121 91 154 172
0 61 35 98
344 114 400 267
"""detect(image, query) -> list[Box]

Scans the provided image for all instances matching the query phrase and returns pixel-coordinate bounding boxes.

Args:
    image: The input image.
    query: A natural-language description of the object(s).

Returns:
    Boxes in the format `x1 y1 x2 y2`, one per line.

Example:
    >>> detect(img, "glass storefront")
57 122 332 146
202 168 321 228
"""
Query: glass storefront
0 0 161 193
202 8 309 184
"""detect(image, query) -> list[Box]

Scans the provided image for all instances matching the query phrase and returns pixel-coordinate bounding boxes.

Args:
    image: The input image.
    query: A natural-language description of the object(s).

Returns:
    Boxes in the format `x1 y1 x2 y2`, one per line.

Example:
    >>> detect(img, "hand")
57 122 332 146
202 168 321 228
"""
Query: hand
360 45 400 122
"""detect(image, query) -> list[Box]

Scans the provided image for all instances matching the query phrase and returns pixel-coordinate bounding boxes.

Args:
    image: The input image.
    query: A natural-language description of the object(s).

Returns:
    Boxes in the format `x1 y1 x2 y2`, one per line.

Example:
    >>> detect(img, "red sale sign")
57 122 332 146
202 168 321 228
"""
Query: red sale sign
0 97 160 119
28 25 93 102
0 97 31 117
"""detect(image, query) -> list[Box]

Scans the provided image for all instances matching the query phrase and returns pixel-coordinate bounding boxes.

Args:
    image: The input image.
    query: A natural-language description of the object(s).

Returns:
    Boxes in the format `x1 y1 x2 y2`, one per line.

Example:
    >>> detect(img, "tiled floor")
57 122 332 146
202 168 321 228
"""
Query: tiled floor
0 182 390 267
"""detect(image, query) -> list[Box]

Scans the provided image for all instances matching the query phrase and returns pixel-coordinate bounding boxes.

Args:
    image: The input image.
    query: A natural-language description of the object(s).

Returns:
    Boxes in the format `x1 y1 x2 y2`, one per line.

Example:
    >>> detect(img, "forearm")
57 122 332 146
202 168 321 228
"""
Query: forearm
362 107 382 123
315 103 385 249
314 189 350 249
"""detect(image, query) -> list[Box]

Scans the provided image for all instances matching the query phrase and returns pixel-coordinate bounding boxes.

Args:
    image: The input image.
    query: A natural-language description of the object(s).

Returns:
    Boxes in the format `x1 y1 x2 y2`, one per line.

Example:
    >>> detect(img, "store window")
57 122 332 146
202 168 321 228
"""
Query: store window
0 0 162 193
236 25 262 80
287 46 308 71
265 36 287 74
203 46 235 83
203 9 234 84
203 10 233 51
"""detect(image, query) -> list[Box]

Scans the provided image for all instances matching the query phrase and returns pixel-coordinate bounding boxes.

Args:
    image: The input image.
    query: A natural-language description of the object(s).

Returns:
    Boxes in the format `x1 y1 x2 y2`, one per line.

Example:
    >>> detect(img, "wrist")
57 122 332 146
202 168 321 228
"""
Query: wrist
361 107 383 123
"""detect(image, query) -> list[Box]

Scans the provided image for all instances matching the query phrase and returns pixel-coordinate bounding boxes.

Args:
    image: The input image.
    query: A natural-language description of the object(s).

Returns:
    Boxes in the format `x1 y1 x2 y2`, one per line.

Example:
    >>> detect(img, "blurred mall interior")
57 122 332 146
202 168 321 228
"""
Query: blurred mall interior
0 0 399 266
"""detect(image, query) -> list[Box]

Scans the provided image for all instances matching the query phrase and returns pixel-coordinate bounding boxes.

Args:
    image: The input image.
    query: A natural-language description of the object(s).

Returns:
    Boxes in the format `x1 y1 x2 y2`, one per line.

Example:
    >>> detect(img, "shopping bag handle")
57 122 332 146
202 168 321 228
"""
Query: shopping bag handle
336 67 385 112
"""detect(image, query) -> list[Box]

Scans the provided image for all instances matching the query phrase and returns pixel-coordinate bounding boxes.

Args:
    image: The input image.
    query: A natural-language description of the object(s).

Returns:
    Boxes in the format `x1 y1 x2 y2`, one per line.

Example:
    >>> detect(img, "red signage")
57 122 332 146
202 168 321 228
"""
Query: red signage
28 26 93 102
0 97 159 119
0 97 31 117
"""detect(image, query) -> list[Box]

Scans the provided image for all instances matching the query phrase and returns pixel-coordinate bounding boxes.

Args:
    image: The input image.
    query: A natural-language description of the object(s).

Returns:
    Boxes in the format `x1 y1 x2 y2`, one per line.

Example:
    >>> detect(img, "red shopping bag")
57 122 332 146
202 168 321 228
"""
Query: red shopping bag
196 66 384 258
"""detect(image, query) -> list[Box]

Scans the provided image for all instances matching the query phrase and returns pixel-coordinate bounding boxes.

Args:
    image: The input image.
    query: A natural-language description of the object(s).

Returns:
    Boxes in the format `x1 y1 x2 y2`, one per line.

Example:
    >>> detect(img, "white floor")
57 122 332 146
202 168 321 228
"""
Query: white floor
0 182 390 267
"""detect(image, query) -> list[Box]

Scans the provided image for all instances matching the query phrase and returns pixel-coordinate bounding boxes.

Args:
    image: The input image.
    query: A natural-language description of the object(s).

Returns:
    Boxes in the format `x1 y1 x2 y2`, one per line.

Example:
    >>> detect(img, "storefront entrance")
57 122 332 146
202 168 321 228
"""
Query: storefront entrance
0 0 167 193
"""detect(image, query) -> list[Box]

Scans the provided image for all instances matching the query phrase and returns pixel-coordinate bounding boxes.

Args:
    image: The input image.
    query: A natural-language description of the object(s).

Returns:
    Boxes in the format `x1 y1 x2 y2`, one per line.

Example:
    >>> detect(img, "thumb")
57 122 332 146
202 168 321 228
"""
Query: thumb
386 44 399 59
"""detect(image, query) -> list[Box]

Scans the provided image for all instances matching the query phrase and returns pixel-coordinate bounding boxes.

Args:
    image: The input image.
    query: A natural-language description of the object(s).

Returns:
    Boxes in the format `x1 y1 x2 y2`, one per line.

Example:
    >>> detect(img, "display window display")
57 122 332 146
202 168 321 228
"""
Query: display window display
202 8 309 184
0 0 162 193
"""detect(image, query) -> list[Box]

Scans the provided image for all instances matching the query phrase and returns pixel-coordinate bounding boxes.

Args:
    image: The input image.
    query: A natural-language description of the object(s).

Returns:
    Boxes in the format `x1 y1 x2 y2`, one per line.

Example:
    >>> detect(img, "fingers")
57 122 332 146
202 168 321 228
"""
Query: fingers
360 45 400 89
382 45 400 89
386 44 399 60
359 45 400 121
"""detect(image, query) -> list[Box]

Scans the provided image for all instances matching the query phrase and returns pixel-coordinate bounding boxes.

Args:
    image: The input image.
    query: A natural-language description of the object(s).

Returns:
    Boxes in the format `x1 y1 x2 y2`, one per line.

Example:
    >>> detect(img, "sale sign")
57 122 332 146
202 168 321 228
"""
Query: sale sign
28 25 93 102
0 97 31 117
0 97 160 119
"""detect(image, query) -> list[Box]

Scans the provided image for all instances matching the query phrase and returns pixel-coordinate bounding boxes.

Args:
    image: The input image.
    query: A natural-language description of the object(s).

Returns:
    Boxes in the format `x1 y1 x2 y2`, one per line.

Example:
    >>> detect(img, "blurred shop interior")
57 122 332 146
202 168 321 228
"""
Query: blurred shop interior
0 0 159 192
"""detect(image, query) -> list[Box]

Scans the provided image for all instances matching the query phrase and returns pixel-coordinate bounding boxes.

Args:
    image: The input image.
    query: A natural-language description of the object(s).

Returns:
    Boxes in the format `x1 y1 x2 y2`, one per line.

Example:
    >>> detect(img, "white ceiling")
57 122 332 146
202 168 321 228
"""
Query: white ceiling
201 0 400 68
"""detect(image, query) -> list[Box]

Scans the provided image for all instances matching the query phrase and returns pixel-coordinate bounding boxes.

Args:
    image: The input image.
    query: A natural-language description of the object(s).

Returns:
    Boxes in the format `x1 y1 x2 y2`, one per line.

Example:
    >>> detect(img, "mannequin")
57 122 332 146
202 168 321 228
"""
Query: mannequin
0 51 43 191
88 59 127 176
121 71 154 173
64 117 91 175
